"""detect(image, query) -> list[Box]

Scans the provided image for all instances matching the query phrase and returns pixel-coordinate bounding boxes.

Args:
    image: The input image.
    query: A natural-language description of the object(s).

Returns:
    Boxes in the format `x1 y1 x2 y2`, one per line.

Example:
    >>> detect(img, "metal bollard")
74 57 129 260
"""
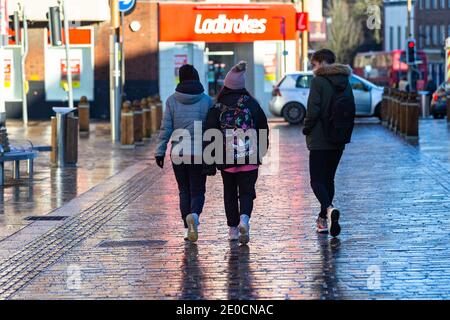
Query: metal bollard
52 107 77 168
133 100 144 145
50 116 57 164
120 101 135 148
141 98 151 140
78 96 90 133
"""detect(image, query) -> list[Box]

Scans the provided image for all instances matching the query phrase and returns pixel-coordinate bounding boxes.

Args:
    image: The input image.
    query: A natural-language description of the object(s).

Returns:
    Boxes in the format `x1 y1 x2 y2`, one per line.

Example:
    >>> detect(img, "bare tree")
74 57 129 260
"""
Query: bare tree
323 0 363 64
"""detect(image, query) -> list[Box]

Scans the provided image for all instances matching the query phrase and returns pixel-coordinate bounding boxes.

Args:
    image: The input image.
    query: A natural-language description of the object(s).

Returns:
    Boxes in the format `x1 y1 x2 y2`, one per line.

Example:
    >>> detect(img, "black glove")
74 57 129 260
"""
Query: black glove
202 165 217 176
155 156 164 168
302 127 311 136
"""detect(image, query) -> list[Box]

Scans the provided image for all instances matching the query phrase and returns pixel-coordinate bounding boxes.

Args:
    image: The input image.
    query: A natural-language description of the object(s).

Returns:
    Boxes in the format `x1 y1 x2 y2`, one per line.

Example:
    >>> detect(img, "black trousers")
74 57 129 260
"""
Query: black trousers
172 163 207 228
309 150 343 218
221 169 258 227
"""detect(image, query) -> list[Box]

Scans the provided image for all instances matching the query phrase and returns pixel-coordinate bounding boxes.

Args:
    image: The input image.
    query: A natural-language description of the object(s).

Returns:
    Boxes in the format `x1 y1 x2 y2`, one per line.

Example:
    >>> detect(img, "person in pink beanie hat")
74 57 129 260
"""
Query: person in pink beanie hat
205 60 269 245
223 61 247 90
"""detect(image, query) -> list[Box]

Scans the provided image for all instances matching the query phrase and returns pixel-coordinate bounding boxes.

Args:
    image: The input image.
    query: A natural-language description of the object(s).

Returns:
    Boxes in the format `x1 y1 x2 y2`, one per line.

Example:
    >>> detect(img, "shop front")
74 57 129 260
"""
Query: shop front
158 2 298 115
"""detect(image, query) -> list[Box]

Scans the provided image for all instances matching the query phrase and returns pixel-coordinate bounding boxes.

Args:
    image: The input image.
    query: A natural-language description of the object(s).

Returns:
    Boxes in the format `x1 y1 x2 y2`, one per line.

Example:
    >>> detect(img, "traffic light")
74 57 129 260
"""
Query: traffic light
406 38 416 64
47 6 62 46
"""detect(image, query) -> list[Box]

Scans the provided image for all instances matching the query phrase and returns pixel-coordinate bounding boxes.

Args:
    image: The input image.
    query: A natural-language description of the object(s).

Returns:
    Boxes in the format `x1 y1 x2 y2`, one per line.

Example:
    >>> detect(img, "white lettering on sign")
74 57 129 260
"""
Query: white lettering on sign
194 14 267 35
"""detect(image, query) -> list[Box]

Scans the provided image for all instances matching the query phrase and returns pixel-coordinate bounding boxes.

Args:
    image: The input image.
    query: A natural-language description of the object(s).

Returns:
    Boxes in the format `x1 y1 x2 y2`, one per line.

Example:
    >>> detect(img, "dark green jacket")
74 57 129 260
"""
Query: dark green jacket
303 63 353 151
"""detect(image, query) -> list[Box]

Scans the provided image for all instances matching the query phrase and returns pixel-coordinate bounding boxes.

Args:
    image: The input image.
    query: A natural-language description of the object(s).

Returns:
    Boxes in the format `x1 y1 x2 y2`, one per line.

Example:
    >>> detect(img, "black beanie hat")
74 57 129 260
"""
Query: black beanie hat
178 64 200 82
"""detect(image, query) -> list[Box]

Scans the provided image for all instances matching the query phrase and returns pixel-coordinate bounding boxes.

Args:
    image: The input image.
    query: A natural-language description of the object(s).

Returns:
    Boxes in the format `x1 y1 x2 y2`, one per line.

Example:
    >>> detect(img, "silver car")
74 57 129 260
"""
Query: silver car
269 71 384 124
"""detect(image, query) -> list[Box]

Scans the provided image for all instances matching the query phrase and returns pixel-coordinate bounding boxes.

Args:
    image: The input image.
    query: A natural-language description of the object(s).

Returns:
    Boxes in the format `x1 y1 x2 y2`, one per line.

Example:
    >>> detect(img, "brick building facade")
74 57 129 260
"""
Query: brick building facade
414 0 450 85
6 0 158 119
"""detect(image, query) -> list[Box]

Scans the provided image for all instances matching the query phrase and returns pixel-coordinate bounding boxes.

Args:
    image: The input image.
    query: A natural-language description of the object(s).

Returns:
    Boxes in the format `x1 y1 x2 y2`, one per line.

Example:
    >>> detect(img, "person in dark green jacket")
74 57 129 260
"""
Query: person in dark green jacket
302 49 354 238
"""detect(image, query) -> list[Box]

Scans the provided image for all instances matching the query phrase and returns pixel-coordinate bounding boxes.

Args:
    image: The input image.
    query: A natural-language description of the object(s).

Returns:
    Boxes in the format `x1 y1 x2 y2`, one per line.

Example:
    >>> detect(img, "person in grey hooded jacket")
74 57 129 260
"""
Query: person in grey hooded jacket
154 64 213 242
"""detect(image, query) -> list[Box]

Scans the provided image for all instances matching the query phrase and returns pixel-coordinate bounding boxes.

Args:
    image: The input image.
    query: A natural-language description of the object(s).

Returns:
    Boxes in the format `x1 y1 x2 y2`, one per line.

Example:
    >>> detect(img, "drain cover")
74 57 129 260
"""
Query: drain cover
98 239 167 248
25 216 68 221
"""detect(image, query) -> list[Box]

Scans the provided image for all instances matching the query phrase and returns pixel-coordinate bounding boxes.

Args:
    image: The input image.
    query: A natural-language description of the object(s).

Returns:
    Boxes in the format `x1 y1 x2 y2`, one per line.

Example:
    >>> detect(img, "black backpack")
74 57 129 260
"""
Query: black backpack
321 77 356 144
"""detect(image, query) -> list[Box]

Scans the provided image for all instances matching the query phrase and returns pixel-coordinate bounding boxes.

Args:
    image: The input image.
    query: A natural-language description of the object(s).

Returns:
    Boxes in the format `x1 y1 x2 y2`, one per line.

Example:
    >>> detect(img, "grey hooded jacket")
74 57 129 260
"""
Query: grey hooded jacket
155 91 213 158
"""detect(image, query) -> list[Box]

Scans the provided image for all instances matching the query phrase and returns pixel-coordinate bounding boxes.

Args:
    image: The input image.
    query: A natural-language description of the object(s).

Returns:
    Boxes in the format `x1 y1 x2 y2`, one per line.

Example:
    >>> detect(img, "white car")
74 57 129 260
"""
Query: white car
269 71 384 124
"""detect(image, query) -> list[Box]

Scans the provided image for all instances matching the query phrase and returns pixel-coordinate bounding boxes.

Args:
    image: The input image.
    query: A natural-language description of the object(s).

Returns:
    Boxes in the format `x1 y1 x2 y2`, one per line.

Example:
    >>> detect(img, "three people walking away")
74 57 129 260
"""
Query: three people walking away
302 49 356 237
205 61 269 244
155 64 213 243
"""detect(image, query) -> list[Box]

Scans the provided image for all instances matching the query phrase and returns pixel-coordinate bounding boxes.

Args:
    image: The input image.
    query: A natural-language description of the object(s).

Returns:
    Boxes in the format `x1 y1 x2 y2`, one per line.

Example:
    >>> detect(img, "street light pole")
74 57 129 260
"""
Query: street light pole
19 3 29 126
110 0 121 142
301 0 309 71
0 0 7 115
407 0 413 91
273 16 287 75
60 0 74 109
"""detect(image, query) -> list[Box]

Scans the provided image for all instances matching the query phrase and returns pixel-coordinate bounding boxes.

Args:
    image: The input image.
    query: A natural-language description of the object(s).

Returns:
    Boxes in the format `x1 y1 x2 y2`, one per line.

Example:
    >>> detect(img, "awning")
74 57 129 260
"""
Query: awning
7 0 110 21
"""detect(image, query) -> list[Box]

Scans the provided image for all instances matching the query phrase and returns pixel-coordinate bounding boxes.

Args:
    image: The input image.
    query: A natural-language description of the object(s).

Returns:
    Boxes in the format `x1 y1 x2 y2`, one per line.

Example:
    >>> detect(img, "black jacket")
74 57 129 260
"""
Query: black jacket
205 87 269 170
303 63 353 150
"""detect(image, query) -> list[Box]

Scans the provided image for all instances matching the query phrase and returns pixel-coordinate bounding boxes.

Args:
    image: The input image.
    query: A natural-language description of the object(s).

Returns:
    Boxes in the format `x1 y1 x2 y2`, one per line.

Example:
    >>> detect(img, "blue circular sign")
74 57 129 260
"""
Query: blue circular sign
119 0 136 12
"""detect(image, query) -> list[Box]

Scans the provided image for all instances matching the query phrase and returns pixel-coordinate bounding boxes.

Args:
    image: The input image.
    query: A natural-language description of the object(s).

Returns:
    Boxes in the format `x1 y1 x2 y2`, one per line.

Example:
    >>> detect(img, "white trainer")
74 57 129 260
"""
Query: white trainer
238 214 250 245
228 227 239 241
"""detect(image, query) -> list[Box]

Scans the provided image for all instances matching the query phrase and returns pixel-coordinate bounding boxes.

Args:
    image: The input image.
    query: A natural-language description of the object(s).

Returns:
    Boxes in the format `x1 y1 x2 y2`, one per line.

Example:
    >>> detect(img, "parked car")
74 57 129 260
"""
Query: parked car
430 82 447 119
269 71 384 124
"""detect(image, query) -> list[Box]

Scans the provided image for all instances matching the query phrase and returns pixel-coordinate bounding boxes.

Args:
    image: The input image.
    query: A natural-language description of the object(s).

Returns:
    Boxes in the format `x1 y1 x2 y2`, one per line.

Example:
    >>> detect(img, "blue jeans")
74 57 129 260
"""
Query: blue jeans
172 163 207 228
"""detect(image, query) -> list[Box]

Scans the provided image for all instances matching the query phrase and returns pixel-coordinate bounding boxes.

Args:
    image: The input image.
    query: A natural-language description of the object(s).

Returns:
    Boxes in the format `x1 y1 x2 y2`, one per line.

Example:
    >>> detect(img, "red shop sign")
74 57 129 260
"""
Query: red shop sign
159 3 297 43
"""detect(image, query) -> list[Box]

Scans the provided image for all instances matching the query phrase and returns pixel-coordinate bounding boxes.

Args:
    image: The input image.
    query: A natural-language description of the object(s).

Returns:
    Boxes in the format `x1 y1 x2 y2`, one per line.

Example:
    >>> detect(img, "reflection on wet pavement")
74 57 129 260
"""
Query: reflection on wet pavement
0 120 154 241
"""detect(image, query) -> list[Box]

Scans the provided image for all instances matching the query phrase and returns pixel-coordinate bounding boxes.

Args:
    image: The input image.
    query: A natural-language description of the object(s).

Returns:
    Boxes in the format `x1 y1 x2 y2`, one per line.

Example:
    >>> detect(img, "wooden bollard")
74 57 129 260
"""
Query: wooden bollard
65 115 79 165
133 100 144 145
381 88 388 125
50 116 57 164
399 93 407 135
390 92 398 131
152 94 163 129
150 100 159 134
78 96 90 133
120 101 135 148
142 98 151 139
386 91 392 128
405 93 419 138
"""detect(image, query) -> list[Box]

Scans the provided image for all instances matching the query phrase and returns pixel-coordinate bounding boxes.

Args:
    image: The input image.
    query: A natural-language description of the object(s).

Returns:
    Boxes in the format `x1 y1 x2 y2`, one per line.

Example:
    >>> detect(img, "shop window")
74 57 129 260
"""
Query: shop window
296 75 313 89
419 25 423 48
389 27 394 51
433 25 438 45
441 25 446 45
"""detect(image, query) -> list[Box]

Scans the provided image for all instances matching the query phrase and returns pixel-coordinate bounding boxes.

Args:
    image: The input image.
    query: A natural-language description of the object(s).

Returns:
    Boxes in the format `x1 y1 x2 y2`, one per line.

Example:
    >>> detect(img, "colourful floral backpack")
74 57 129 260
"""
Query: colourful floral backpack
216 95 258 163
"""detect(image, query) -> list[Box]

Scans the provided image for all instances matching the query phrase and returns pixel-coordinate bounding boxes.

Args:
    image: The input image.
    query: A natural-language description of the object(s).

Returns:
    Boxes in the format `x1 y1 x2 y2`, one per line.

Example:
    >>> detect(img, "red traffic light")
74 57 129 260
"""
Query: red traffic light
408 41 415 48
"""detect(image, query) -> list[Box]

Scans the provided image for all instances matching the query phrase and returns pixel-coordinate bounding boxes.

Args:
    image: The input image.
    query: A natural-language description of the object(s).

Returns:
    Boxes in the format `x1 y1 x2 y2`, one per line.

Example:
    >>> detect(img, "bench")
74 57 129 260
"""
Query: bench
0 151 38 186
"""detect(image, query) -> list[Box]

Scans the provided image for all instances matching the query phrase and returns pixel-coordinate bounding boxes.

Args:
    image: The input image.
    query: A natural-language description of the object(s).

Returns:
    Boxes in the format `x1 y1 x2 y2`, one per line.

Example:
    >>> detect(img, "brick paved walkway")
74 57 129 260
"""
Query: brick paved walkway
0 120 155 241
2 119 450 299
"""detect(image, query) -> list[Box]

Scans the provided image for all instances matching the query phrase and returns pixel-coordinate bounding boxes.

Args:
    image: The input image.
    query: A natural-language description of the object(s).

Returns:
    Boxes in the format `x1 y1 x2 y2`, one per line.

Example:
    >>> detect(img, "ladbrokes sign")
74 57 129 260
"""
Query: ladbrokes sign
159 3 297 42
